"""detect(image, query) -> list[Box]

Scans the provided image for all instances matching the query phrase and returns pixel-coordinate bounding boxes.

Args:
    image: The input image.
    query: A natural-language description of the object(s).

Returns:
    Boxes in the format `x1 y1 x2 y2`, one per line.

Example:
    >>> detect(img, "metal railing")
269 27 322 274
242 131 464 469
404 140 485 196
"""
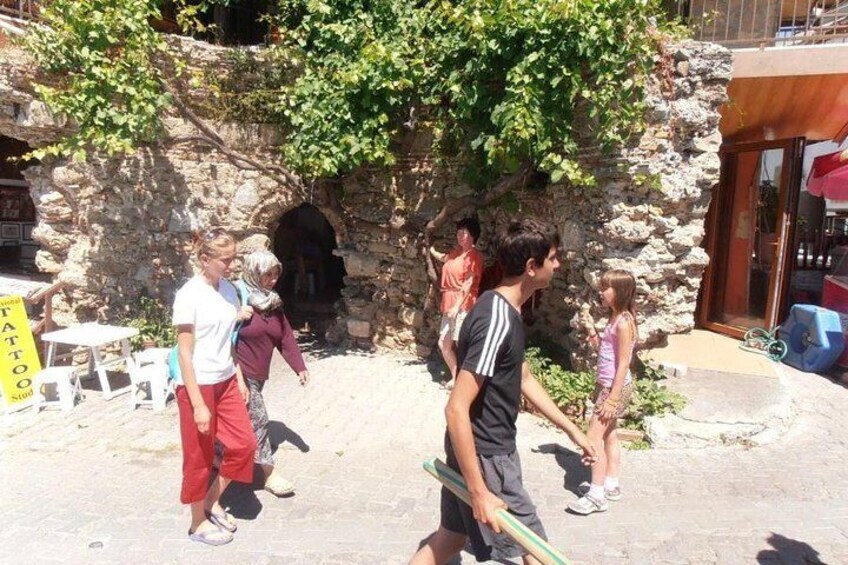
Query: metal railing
4 1 848 48
0 0 37 20
675 0 848 47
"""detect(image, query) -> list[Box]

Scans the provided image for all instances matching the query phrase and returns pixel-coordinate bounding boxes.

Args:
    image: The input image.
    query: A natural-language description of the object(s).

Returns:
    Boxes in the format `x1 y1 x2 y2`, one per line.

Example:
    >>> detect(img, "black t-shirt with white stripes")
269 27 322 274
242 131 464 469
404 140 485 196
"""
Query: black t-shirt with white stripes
456 290 526 456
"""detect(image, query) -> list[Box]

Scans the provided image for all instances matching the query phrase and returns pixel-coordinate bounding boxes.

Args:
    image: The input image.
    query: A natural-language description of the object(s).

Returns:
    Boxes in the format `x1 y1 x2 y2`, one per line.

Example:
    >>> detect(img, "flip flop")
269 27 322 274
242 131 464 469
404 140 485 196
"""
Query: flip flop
188 526 233 546
206 509 238 533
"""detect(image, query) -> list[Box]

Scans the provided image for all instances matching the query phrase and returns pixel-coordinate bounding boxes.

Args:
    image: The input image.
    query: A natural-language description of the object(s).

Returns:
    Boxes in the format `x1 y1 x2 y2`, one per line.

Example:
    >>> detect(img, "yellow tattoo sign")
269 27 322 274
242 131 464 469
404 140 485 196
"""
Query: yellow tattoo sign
0 295 40 410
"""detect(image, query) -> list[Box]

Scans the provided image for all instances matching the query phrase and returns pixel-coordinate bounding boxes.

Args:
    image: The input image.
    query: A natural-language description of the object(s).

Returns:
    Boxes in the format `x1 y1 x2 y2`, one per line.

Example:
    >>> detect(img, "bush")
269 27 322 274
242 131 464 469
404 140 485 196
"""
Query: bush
525 343 686 437
526 346 595 421
623 357 687 432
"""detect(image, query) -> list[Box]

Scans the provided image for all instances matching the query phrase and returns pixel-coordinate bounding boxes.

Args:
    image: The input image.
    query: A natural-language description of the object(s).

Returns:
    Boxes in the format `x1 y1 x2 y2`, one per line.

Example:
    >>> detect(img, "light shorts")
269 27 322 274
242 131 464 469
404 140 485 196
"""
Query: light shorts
439 310 468 343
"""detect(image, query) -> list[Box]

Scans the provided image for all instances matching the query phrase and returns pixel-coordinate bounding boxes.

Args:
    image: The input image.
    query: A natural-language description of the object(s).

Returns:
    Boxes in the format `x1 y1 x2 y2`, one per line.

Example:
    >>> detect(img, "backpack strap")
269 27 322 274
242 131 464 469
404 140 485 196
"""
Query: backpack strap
231 279 250 346
236 279 249 307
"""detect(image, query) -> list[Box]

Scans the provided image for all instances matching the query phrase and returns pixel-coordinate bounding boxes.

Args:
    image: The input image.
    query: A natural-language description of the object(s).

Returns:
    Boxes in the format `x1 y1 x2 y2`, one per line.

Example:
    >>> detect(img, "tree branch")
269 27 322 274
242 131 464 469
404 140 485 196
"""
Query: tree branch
314 179 408 238
424 162 533 242
421 162 533 311
161 79 304 190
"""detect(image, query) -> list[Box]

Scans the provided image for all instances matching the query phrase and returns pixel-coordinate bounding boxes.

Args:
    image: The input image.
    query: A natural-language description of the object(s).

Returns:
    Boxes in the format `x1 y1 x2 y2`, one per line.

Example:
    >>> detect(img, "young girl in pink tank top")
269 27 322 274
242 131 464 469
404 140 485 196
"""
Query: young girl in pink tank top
568 269 637 516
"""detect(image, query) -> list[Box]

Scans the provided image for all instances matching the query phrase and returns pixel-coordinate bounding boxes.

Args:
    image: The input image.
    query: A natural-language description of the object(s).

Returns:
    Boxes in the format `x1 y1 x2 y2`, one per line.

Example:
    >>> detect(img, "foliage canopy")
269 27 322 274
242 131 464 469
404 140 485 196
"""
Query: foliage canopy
23 0 668 187
24 0 171 160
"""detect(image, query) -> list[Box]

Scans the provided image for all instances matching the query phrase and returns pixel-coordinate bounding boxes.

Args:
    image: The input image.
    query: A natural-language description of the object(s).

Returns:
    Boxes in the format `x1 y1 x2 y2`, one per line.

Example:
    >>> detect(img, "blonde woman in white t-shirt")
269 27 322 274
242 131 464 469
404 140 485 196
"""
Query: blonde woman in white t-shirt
172 228 257 546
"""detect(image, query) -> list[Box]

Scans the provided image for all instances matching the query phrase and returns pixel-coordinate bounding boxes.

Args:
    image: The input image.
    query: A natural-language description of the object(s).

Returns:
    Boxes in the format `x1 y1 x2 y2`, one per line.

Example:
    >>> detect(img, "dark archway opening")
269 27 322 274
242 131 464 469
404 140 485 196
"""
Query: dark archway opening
272 204 346 333
0 135 40 275
157 1 272 46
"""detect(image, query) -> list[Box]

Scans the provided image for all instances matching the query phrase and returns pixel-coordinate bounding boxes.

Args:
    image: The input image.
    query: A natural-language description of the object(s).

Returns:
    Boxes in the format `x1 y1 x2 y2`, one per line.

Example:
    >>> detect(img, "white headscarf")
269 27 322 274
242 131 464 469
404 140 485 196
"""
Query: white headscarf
242 250 283 312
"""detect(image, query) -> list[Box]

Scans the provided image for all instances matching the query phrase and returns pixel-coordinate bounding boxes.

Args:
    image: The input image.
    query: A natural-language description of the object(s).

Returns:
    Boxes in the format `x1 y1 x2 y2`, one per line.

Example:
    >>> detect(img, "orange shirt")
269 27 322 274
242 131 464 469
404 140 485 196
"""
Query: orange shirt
440 247 484 314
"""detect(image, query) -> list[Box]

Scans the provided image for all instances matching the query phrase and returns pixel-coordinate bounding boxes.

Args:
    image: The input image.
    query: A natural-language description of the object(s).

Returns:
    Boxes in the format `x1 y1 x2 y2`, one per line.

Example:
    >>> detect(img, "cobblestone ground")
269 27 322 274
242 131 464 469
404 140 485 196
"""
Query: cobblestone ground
1 345 847 565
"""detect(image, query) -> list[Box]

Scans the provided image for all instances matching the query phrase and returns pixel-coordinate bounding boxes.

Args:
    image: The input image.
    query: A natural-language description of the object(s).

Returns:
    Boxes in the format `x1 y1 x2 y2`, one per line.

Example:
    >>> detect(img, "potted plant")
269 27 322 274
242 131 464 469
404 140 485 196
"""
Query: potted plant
122 296 175 352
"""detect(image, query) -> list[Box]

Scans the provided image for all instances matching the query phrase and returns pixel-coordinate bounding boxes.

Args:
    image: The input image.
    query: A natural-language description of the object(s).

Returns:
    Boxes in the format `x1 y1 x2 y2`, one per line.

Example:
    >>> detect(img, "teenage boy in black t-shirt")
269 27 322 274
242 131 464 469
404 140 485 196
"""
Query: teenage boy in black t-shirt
410 219 597 565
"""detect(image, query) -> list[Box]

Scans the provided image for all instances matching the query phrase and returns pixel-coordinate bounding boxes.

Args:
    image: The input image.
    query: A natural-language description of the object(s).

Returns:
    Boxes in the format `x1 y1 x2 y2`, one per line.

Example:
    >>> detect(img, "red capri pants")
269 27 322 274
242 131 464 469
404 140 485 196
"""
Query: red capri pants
176 376 257 504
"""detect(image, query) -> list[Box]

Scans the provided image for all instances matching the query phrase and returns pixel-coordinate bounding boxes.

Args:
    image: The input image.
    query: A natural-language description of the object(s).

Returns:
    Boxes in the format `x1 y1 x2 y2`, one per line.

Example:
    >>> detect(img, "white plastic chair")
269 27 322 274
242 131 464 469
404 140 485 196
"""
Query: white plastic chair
32 366 82 412
130 348 173 411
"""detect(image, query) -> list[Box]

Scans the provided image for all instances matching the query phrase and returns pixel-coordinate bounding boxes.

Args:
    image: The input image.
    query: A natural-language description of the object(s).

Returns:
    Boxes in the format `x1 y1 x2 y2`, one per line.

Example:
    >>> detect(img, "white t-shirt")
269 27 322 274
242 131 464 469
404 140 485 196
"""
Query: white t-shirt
172 276 239 385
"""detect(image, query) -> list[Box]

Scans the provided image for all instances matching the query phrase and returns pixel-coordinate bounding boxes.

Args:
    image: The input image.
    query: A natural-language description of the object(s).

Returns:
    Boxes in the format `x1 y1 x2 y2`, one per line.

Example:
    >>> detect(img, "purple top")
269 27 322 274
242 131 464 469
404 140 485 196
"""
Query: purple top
236 309 307 381
596 314 634 388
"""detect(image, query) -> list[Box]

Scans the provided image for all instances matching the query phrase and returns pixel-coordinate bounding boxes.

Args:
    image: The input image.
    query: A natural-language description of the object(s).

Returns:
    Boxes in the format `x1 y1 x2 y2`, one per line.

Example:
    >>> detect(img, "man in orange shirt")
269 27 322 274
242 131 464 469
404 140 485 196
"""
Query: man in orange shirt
429 217 484 388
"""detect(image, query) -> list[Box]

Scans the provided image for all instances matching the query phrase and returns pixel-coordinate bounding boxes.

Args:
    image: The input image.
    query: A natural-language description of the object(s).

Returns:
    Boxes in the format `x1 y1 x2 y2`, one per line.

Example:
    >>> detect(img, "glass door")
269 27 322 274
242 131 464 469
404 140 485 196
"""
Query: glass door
699 138 804 338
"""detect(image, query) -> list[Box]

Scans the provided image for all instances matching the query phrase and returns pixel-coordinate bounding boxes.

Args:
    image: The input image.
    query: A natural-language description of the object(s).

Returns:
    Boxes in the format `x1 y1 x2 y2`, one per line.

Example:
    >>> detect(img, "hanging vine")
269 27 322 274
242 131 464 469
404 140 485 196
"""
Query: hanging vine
268 0 666 188
22 0 673 189
22 0 171 160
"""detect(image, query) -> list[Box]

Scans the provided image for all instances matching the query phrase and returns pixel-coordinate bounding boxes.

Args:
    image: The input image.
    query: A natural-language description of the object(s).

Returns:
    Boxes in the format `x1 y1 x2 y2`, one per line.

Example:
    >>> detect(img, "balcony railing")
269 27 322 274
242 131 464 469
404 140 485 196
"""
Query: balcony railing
676 0 848 47
4 1 847 49
0 0 38 20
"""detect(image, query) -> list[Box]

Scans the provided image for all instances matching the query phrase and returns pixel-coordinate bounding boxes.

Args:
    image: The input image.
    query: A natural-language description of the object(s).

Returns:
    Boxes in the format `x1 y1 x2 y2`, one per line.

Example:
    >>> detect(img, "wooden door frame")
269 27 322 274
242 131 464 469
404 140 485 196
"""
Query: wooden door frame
697 138 805 338
774 138 804 320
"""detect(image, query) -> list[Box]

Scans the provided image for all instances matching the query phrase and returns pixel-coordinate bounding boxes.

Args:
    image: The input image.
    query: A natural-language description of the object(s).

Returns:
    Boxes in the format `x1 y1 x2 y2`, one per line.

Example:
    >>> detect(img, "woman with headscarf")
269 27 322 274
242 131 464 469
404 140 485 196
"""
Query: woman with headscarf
235 250 310 497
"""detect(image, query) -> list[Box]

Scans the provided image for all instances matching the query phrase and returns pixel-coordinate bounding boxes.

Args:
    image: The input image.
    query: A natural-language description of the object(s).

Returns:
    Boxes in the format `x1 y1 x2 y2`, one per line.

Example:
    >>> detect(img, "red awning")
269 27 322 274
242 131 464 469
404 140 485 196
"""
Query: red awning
807 151 848 200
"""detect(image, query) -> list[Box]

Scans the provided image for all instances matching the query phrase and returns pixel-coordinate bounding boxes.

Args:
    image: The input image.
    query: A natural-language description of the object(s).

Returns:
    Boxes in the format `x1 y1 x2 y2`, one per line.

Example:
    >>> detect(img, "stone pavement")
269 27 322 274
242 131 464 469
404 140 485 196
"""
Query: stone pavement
2 345 848 564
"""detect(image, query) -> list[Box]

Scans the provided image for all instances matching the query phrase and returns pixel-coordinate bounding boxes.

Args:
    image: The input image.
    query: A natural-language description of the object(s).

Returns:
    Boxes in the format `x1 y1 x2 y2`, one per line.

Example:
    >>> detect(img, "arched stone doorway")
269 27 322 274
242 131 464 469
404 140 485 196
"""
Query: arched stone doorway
0 135 39 274
272 203 346 333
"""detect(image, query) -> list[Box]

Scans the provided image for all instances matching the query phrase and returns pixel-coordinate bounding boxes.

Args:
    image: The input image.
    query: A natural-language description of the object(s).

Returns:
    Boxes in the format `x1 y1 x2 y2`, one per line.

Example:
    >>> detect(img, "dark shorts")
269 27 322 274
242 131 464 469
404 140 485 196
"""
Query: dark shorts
440 439 547 562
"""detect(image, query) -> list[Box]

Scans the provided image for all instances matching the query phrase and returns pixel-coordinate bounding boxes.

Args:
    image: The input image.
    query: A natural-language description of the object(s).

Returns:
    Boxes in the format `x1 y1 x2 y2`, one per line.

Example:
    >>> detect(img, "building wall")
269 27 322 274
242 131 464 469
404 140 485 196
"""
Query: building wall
0 37 731 363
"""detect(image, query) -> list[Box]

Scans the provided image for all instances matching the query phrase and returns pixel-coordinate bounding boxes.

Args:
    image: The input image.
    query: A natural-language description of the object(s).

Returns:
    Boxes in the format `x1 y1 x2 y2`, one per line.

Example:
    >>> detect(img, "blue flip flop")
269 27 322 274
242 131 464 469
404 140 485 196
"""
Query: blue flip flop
206 509 238 533
188 526 233 546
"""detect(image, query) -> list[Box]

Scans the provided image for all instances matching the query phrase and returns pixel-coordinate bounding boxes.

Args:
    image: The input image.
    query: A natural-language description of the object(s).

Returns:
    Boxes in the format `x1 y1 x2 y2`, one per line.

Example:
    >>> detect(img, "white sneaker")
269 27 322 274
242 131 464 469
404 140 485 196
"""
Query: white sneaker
567 493 609 515
578 481 622 501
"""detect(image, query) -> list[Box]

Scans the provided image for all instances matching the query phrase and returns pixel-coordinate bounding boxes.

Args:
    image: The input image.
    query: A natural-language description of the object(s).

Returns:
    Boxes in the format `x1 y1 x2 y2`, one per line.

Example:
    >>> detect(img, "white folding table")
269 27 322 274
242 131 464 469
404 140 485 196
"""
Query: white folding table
40 323 139 400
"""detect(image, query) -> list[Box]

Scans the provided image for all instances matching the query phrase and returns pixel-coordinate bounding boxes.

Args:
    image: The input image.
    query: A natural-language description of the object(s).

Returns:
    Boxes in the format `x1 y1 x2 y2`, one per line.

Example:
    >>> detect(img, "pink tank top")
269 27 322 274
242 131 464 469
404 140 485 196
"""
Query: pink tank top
596 314 634 387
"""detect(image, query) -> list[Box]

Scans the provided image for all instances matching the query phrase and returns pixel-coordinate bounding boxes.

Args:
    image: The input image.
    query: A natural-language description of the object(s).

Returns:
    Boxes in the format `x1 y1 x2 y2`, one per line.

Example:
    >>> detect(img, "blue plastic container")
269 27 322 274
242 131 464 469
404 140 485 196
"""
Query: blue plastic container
778 305 845 373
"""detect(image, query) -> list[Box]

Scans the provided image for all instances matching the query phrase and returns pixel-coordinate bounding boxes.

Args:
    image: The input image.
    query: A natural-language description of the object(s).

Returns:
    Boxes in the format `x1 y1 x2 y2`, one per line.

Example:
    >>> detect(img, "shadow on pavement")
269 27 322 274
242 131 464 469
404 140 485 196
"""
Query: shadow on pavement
756 532 824 564
533 443 591 497
296 335 379 361
820 367 848 393
78 370 130 393
220 480 264 521
269 420 310 453
399 354 451 385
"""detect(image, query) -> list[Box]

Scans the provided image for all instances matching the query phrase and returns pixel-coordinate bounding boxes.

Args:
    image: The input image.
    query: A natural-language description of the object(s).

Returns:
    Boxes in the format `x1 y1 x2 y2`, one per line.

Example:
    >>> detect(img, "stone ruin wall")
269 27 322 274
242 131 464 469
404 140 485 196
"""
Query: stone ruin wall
0 36 731 366
518 41 732 361
327 39 732 362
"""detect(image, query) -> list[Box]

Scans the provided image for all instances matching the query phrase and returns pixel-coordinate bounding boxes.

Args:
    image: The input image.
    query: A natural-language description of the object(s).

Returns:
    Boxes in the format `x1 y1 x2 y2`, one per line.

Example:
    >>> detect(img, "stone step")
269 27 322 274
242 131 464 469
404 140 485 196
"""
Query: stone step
645 365 794 448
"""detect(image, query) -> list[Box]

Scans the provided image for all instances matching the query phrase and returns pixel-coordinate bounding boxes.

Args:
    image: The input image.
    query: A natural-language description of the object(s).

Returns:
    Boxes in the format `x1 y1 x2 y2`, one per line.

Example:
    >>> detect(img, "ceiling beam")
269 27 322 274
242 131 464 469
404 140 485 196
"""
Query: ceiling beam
732 44 848 78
